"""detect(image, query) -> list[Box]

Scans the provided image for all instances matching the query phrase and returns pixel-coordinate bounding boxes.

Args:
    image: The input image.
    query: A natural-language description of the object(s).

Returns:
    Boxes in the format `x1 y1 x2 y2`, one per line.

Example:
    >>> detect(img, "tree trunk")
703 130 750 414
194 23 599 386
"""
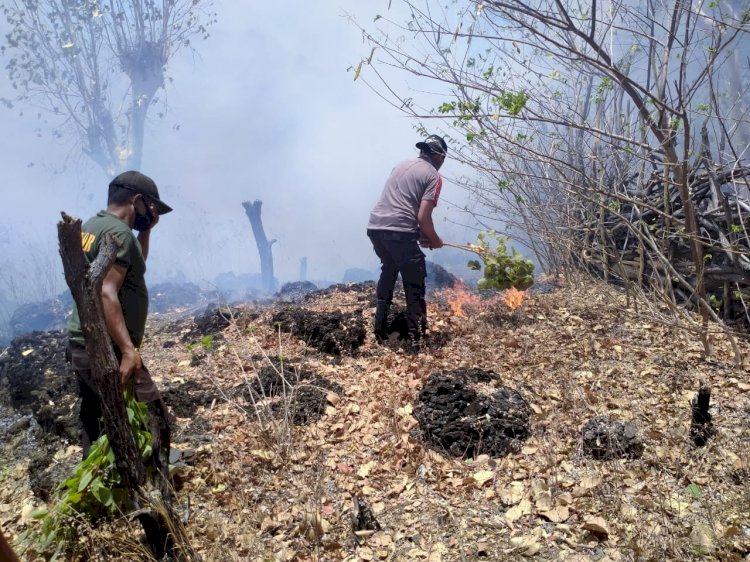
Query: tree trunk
242 200 277 294
57 212 193 560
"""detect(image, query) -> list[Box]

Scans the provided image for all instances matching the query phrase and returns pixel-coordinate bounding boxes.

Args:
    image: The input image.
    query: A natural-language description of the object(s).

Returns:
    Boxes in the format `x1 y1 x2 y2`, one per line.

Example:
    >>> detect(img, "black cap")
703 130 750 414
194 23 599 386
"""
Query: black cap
109 171 173 214
416 134 448 156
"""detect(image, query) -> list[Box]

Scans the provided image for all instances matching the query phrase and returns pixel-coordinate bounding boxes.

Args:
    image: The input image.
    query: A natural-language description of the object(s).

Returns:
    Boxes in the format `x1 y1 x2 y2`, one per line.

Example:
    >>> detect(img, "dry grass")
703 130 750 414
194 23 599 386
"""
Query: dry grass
4 276 750 560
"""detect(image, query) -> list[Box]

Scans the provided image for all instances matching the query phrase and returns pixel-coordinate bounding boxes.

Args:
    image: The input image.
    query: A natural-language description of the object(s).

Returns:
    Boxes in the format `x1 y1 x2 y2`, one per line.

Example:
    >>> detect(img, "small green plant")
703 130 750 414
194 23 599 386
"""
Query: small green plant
186 334 214 352
466 230 535 291
24 387 152 557
730 224 742 234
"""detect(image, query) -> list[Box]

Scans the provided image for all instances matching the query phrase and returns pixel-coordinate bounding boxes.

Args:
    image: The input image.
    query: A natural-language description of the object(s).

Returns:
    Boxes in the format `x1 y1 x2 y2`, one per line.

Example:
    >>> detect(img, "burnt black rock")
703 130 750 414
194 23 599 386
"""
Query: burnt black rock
581 415 644 460
414 369 532 458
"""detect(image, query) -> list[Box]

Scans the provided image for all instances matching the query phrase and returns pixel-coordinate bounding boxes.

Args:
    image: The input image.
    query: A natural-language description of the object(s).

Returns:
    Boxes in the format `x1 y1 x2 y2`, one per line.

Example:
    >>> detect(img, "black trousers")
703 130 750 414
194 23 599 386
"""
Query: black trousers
367 229 427 339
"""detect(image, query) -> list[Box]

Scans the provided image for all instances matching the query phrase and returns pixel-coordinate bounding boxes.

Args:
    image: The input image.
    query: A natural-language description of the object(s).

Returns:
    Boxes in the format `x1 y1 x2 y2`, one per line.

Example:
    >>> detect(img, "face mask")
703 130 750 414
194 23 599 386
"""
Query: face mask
133 198 155 232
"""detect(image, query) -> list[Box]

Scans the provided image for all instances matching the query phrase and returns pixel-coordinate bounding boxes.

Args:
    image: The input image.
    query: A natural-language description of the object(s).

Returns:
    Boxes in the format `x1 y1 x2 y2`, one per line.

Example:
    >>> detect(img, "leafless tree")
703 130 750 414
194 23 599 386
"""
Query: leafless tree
1 0 216 174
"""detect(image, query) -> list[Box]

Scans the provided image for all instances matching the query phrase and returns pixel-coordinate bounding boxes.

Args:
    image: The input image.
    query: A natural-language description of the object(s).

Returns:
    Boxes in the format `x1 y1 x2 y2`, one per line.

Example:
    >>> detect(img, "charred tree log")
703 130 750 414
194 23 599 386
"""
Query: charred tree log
242 200 277 294
690 381 713 447
57 212 193 560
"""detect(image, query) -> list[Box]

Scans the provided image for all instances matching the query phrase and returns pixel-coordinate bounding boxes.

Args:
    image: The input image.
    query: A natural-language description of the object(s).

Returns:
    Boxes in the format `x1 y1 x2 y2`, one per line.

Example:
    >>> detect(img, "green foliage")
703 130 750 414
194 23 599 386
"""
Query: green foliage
493 90 529 116
467 231 534 291
730 224 742 234
0 0 216 174
687 483 702 498
186 334 214 352
23 389 152 557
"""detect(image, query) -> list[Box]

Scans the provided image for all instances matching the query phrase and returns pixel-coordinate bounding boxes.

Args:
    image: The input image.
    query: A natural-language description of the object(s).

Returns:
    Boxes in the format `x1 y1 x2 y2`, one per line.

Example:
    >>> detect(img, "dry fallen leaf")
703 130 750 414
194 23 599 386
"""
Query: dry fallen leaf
540 505 570 523
690 523 714 549
505 497 532 523
582 516 610 539
473 470 495 487
358 461 376 478
510 534 541 556
500 481 526 506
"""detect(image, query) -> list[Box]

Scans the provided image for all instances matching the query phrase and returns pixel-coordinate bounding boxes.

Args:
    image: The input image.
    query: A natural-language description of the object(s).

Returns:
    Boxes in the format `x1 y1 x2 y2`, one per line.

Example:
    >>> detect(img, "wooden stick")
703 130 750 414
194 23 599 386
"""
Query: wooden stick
443 242 485 255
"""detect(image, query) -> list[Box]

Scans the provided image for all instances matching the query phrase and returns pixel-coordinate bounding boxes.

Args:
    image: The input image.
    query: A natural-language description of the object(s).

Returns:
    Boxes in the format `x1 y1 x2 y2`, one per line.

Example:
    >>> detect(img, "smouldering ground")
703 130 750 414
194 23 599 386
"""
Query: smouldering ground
4 276 750 561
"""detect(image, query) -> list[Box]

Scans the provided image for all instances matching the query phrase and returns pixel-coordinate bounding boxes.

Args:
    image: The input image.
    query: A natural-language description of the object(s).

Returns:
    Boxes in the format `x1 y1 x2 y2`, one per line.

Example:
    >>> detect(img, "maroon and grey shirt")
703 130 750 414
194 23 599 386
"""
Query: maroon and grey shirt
367 156 442 233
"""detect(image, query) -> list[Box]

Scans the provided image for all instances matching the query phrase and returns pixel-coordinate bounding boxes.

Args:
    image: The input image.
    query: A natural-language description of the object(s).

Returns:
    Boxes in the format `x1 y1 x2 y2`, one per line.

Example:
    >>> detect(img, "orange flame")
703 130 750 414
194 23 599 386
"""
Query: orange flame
501 287 528 311
447 281 481 318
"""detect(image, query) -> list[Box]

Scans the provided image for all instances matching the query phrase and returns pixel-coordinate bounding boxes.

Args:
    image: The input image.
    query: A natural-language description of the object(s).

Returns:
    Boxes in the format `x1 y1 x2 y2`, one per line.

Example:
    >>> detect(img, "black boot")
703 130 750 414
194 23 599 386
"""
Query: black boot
373 299 390 343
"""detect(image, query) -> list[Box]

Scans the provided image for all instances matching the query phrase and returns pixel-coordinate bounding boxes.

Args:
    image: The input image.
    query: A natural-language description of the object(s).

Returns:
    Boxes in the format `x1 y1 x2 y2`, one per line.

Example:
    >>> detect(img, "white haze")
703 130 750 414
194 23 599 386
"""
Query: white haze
0 1 482 311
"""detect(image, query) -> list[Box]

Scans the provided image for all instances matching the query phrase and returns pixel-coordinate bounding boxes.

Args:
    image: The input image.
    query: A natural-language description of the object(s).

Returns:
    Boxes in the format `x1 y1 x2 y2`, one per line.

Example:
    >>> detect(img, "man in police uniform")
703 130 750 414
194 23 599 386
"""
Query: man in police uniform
367 135 447 352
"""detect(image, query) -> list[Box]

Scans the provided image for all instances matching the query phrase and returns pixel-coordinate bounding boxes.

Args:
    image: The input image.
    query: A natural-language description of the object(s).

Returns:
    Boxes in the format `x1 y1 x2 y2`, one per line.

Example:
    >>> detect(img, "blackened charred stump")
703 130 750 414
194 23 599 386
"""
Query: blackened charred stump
350 495 381 542
690 381 713 447
414 369 532 458
581 416 644 460
270 307 365 355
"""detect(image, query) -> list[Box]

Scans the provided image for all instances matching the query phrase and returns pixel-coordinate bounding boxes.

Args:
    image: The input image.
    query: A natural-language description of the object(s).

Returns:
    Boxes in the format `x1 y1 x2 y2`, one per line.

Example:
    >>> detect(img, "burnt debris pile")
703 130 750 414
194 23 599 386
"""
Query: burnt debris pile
580 415 644 460
0 331 80 501
270 377 344 425
9 294 72 339
149 281 214 313
234 358 343 425
414 368 532 458
377 305 451 349
426 261 457 291
306 281 378 307
277 281 319 302
0 330 77 439
270 306 366 355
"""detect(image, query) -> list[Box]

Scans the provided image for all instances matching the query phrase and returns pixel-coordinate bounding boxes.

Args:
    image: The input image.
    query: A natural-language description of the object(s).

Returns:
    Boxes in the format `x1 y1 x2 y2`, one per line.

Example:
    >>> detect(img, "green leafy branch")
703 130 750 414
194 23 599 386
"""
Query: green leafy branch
464 231 535 291
23 388 153 558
